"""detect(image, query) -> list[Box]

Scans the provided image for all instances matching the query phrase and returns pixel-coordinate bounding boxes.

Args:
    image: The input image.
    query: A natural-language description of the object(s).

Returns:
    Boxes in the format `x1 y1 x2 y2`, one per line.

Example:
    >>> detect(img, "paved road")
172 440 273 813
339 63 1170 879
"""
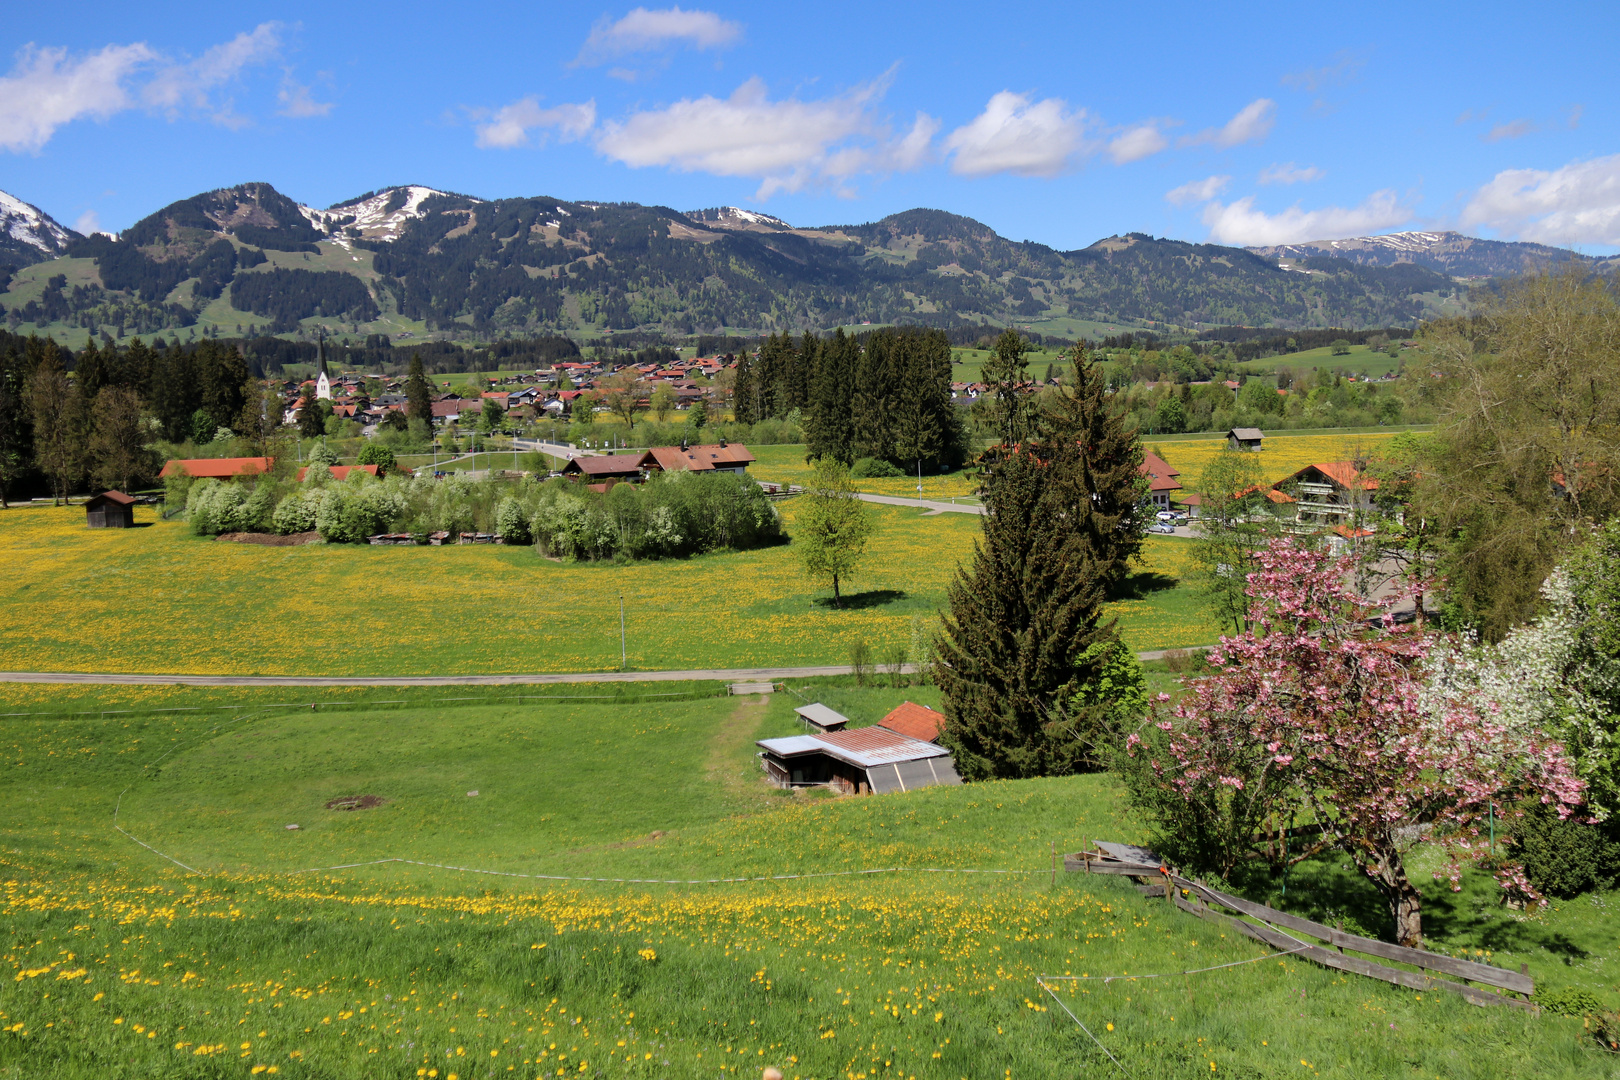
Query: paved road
0 651 1203 688
856 492 984 515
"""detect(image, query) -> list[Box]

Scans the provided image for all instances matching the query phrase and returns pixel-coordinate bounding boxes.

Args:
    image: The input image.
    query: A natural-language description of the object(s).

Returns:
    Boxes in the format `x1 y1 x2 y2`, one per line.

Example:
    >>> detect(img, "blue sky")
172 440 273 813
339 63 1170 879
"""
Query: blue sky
4 1 1617 252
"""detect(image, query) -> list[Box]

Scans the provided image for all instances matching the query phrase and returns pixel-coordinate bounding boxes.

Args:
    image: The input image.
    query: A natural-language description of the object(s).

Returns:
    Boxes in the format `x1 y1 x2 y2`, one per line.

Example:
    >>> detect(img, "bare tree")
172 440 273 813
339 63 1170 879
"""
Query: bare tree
24 344 85 505
88 386 157 494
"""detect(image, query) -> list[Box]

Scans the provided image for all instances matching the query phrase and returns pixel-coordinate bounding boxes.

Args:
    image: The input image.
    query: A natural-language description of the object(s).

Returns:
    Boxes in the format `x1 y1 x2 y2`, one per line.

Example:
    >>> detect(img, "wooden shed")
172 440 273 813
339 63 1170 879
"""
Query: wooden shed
756 726 963 795
85 491 136 528
1227 427 1265 452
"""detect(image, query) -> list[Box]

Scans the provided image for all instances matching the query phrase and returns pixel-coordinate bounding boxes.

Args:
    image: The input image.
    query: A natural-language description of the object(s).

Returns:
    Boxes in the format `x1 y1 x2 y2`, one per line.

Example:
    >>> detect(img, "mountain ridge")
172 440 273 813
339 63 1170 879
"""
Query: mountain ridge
0 181 1599 343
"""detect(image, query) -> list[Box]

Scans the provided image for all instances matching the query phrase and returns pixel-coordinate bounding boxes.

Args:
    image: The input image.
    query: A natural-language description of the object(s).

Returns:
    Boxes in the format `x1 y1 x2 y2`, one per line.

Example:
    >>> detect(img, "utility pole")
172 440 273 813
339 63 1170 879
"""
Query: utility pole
619 593 627 671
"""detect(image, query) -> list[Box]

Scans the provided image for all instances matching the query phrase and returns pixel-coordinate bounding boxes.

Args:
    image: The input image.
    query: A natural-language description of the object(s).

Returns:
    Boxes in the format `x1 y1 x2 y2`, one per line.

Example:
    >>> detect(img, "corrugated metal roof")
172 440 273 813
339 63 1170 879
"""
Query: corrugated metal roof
757 726 948 768
794 703 849 729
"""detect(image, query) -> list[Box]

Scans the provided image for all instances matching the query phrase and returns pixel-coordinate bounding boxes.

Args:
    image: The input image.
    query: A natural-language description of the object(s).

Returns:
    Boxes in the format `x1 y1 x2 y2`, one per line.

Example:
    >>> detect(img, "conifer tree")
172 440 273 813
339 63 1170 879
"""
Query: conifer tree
1036 343 1149 586
0 341 31 508
732 349 758 425
405 353 433 428
807 329 857 465
74 341 111 403
981 328 1032 445
935 442 1130 778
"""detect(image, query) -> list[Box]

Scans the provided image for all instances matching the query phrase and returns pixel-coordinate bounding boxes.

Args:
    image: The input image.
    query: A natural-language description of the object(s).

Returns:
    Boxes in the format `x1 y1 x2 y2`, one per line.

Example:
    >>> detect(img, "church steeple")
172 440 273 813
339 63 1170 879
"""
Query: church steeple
315 330 332 401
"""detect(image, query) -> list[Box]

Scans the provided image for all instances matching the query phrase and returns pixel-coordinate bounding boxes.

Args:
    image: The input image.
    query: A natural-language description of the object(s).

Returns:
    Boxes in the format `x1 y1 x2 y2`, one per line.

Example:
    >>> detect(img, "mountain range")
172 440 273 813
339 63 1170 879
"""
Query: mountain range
1 182 1610 344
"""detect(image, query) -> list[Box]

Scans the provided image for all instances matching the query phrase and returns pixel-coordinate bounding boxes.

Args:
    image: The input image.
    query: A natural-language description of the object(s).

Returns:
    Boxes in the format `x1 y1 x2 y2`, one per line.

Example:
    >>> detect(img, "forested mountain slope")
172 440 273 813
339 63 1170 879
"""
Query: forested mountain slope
0 182 1591 343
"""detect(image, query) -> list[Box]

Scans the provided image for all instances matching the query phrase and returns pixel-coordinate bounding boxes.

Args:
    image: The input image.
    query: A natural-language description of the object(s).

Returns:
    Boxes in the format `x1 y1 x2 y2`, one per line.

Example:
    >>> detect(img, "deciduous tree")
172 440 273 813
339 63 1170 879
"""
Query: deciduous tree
87 386 156 494
24 342 85 505
1125 538 1583 946
796 458 872 607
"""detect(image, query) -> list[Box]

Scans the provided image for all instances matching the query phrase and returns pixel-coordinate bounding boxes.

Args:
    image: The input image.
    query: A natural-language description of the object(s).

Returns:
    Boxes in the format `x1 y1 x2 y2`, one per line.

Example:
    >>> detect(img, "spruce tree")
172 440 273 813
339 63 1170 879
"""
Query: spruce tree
1036 343 1149 586
807 330 856 465
732 349 758 425
981 328 1032 445
935 442 1125 779
405 354 433 428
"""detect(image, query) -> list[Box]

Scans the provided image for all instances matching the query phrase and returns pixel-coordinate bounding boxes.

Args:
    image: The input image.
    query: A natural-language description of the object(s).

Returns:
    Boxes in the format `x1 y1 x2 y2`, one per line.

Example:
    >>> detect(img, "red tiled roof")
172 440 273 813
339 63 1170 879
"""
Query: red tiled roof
1139 451 1182 493
158 457 274 479
647 443 755 472
88 490 135 506
561 452 656 478
1275 462 1378 492
878 702 945 743
296 464 379 482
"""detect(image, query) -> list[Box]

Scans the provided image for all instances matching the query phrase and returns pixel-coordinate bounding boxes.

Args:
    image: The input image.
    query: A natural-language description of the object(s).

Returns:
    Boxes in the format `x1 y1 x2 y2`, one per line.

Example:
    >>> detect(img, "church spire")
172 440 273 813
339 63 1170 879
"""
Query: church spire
315 329 333 401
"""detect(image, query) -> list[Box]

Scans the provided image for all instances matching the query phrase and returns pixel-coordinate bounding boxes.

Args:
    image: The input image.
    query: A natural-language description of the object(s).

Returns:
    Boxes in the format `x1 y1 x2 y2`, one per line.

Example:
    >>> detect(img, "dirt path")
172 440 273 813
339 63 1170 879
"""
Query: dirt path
706 693 770 797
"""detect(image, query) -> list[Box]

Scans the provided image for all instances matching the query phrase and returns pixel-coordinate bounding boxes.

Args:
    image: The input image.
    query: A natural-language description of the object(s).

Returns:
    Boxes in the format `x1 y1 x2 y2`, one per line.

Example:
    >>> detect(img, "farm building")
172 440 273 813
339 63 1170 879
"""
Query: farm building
756 723 962 795
158 457 275 480
560 452 658 483
877 701 946 742
1272 462 1378 530
794 703 850 731
1227 427 1264 451
84 491 135 528
648 442 756 474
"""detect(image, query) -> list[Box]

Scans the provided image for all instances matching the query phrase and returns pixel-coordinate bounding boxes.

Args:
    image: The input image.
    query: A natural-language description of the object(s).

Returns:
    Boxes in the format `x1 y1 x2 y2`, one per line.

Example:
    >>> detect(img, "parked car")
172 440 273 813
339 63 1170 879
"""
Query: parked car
1155 510 1175 522
1149 521 1177 534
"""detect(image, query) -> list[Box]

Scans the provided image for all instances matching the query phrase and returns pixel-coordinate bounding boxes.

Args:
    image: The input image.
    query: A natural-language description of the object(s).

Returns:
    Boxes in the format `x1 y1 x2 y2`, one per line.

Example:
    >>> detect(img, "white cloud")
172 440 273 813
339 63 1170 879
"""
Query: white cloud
1201 190 1410 246
476 98 597 149
1181 98 1275 148
0 42 155 153
1107 124 1167 164
574 6 742 66
72 209 102 236
1165 175 1230 206
0 25 290 153
942 91 1089 178
1461 154 1620 247
277 74 332 118
1281 52 1366 94
1258 162 1324 185
595 75 926 198
142 23 282 117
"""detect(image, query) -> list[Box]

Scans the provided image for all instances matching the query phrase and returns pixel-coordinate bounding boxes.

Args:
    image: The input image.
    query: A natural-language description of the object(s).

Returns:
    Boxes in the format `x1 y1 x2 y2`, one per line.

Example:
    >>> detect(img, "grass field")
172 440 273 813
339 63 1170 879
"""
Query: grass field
1 679 1613 1078
0 501 1218 678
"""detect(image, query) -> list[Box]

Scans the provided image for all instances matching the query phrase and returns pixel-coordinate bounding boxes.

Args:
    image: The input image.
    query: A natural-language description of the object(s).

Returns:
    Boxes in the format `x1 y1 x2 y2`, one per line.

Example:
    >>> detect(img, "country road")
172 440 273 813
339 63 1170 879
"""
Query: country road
0 651 1195 688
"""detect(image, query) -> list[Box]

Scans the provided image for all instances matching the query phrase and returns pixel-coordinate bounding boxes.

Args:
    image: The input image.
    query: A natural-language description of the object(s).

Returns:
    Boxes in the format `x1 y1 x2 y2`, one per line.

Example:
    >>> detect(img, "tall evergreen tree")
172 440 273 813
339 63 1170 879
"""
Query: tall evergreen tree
935 442 1127 779
74 341 112 403
806 329 857 465
149 342 199 441
196 341 250 433
405 353 434 428
120 337 156 396
0 341 32 507
981 328 1032 446
1035 344 1149 585
732 349 758 425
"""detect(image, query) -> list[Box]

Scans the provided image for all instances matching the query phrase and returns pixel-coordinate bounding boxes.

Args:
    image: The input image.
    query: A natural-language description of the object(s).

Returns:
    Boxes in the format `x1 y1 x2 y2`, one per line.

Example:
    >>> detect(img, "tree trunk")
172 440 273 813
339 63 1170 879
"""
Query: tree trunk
1358 840 1423 947
832 573 842 608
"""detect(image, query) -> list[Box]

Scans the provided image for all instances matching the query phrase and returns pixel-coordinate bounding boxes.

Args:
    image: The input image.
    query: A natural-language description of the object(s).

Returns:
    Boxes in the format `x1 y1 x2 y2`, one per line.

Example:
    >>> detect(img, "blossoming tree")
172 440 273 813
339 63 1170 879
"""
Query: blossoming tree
1129 537 1583 947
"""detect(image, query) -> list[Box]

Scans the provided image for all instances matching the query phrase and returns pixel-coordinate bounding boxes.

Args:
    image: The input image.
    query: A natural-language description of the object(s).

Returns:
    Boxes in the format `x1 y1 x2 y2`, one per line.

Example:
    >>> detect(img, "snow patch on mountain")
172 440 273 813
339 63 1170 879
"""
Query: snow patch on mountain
301 186 472 245
0 189 73 255
685 206 791 229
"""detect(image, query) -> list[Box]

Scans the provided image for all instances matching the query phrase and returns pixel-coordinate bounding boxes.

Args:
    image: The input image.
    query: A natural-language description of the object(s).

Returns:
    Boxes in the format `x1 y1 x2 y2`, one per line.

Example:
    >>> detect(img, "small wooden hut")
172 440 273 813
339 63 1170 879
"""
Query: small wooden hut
85 491 136 529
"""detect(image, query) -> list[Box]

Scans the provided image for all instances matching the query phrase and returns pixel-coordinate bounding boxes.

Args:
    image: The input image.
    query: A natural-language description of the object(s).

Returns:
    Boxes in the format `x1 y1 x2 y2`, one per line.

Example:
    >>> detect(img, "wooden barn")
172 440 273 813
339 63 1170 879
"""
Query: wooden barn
84 491 136 529
756 724 962 795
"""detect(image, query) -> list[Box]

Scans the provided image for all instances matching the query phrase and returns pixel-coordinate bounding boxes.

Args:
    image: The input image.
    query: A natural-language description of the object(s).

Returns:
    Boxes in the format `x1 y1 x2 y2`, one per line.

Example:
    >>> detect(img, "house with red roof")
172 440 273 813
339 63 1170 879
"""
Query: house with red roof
1271 462 1378 530
1138 451 1182 511
647 442 755 474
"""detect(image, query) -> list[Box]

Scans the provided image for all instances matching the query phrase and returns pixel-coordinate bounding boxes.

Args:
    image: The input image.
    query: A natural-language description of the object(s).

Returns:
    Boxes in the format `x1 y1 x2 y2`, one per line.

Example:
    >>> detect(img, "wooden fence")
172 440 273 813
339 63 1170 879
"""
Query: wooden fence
1068 841 1535 1011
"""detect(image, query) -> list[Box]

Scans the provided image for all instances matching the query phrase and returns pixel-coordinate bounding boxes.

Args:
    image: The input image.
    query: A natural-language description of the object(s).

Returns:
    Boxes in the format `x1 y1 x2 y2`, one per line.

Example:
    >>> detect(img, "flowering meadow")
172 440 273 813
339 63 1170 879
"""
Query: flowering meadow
0 683 1610 1078
0 505 1212 678
1141 432 1401 493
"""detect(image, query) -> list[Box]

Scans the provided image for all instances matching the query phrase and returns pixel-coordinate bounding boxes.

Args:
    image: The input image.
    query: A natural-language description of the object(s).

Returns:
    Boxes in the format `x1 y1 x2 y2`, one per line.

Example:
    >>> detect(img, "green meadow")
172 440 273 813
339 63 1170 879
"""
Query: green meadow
1 680 1614 1079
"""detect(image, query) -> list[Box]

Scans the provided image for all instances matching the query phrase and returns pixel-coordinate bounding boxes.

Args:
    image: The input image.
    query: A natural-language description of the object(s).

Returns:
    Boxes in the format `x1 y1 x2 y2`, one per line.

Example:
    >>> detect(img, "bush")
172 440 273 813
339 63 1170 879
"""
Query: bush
850 457 905 479
1513 803 1620 898
1536 985 1604 1018
495 496 531 545
356 443 397 476
307 441 339 468
272 492 319 534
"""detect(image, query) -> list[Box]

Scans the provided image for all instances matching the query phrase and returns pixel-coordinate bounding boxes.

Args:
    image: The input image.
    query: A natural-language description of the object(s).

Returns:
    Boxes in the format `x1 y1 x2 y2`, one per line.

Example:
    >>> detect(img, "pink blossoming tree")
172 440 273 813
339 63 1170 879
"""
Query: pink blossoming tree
1129 537 1584 947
